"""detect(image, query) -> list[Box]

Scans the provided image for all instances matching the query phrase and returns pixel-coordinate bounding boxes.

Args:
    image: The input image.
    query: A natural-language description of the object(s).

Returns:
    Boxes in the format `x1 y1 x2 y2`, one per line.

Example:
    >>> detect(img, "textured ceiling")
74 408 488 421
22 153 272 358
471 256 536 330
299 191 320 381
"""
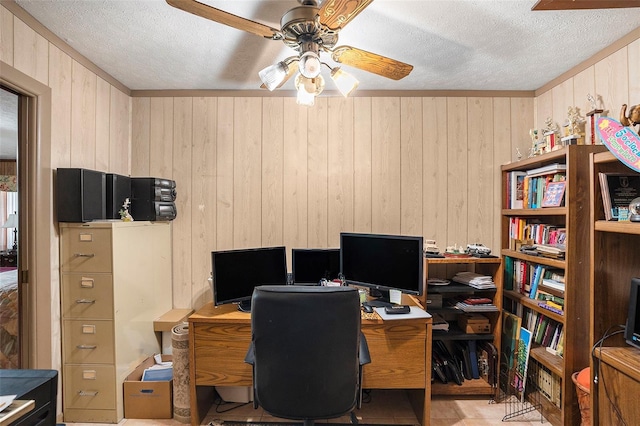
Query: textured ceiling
12 0 640 92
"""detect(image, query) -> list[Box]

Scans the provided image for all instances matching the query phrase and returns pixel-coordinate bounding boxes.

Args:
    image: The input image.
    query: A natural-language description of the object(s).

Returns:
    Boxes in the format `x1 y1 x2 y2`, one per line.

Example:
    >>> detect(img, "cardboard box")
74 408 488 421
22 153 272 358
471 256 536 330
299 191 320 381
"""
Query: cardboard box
124 355 173 419
457 313 491 334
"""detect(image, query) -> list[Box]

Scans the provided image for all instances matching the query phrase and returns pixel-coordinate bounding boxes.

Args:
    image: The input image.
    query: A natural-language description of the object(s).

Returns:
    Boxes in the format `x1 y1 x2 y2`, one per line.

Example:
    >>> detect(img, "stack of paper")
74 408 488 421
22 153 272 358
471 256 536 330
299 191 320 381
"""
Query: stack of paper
453 272 496 290
141 355 173 381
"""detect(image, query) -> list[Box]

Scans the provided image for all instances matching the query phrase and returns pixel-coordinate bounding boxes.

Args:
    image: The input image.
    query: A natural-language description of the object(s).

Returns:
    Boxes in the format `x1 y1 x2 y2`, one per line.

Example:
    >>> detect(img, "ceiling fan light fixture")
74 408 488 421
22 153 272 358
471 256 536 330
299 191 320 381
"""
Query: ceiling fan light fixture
258 61 290 91
295 73 324 106
330 67 359 97
299 51 321 78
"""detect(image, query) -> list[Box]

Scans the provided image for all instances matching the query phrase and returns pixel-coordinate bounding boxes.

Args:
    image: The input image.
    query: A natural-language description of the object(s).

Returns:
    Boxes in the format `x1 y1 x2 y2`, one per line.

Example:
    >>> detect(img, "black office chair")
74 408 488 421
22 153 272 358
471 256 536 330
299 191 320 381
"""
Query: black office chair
244 285 371 426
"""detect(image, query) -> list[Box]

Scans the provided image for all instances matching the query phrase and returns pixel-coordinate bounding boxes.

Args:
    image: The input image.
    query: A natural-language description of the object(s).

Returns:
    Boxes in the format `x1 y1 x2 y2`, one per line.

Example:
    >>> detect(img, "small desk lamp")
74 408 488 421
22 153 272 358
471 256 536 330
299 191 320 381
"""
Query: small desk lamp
2 212 18 251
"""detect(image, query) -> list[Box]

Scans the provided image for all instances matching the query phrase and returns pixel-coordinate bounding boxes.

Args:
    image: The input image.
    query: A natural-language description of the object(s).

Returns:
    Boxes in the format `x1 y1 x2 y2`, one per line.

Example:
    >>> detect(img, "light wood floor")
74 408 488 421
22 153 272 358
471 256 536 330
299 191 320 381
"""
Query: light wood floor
65 389 547 425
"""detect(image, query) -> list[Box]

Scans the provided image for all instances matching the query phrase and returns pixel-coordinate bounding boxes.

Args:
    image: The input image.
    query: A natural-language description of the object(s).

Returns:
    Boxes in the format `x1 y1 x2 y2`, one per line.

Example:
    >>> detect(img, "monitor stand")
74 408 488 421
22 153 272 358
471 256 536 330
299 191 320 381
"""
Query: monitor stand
238 300 252 313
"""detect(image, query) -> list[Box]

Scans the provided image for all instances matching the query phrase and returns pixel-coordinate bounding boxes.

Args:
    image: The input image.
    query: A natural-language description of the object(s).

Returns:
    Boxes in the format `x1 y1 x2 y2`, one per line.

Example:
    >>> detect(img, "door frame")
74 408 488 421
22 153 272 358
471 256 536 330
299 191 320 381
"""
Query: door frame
1 60 54 369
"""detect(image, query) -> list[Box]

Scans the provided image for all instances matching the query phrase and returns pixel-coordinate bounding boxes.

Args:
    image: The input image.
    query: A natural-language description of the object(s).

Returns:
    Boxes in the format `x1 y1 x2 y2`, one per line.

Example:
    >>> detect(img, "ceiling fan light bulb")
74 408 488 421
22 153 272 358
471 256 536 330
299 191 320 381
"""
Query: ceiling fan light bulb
299 51 321 78
259 62 289 91
296 85 315 106
331 67 359 97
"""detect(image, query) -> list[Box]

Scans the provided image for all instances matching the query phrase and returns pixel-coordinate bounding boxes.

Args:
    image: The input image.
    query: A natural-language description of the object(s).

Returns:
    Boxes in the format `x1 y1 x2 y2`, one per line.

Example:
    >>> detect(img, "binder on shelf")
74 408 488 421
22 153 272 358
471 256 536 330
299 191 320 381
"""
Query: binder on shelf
468 340 480 379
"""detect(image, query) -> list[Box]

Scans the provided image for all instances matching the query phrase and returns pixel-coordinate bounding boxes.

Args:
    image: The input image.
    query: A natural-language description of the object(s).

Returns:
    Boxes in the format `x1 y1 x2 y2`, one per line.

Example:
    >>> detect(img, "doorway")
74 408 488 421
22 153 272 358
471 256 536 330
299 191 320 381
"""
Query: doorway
0 86 21 368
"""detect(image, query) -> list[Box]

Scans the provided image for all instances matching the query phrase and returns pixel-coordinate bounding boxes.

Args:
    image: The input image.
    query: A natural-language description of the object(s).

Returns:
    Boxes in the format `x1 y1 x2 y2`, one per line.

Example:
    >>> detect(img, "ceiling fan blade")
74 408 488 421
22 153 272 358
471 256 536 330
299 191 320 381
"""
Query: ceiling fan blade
318 0 374 31
532 0 640 10
260 61 299 90
331 46 413 80
166 0 282 39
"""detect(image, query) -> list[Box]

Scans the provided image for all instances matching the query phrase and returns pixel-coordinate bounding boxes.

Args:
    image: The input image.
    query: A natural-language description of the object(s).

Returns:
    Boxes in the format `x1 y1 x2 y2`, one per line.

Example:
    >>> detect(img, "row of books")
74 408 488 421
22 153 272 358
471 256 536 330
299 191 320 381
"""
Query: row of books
504 256 565 296
450 296 499 313
598 172 640 221
524 310 564 357
452 271 496 289
508 217 566 247
432 340 498 387
536 364 562 408
506 164 567 209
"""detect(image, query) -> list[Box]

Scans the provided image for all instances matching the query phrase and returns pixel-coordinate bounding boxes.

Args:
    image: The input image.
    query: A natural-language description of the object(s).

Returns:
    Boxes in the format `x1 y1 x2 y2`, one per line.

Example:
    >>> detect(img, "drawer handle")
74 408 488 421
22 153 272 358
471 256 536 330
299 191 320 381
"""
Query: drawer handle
74 253 95 258
75 299 96 304
78 390 99 397
76 345 97 350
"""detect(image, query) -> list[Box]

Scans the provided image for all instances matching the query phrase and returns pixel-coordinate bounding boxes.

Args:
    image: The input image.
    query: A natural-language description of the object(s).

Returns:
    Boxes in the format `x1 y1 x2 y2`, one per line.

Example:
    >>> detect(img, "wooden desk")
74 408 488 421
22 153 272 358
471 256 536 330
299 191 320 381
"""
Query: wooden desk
189 299 432 426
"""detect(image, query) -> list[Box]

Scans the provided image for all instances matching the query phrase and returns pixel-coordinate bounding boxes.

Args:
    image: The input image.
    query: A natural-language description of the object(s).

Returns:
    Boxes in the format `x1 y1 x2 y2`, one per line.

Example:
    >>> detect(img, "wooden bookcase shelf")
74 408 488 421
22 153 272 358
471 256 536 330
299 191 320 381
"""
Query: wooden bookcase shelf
589 150 640 425
501 145 606 426
424 256 502 397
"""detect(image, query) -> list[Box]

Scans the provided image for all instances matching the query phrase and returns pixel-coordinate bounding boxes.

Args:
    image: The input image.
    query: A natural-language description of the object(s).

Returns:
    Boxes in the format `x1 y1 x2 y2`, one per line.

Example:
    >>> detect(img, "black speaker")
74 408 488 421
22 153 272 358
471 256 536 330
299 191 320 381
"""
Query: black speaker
106 173 131 219
56 168 106 222
130 177 177 221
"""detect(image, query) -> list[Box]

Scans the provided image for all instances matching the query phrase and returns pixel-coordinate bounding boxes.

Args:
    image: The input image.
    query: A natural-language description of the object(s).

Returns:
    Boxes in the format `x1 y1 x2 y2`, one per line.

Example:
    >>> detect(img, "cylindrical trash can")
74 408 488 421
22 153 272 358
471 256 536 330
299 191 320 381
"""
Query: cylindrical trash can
572 367 590 426
172 322 190 423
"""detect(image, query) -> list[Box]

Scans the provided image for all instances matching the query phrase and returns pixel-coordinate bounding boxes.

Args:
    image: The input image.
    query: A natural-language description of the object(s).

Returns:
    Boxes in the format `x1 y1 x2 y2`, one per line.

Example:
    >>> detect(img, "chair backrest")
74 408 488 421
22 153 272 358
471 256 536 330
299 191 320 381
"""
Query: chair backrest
250 285 361 421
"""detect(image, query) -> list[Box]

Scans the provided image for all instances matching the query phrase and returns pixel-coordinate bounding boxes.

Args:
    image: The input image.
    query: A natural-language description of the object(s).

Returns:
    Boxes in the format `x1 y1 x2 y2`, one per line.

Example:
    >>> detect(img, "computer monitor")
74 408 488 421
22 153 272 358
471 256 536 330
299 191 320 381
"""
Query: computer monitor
340 232 424 303
211 246 287 312
292 248 341 285
625 277 640 349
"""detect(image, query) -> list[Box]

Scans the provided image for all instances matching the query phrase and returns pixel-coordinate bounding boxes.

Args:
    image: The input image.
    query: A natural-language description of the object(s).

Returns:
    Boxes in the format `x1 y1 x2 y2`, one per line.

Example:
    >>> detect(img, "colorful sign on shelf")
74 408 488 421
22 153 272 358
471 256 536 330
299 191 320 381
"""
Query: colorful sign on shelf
596 117 640 172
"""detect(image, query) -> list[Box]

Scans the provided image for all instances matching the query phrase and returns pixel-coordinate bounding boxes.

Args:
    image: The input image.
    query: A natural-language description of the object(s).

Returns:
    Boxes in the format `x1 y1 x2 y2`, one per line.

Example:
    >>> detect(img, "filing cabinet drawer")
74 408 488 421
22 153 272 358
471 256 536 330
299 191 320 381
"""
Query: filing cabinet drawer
63 319 114 364
60 228 112 273
63 364 116 410
62 273 114 319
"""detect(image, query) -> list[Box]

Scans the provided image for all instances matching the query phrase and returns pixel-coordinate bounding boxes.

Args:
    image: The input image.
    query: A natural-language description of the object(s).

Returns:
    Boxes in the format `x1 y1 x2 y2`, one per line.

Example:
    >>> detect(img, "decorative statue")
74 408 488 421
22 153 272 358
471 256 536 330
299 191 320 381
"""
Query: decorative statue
119 198 134 222
620 104 640 132
565 106 585 136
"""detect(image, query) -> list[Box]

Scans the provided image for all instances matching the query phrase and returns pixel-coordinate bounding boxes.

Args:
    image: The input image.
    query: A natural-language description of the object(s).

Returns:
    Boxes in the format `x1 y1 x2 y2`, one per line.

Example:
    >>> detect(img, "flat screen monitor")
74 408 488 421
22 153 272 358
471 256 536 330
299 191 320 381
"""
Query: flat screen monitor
292 248 341 285
340 232 424 303
211 246 287 312
625 277 640 349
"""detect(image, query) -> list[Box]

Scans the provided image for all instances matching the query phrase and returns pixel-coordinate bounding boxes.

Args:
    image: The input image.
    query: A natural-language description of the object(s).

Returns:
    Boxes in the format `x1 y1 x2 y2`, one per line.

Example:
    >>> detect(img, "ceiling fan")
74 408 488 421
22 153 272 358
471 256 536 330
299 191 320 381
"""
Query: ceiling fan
532 0 640 10
165 0 413 104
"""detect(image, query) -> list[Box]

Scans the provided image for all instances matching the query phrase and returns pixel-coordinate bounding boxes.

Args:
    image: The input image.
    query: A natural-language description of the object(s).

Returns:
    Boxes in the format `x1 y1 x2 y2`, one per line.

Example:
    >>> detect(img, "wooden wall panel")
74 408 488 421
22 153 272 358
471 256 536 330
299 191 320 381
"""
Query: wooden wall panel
216 98 234 251
446 97 468 247
628 38 640 103
191 97 217 308
551 79 574 134
573 67 597 144
307 98 329 247
95 77 110 172
493 98 512 247
467 97 494 245
233 98 262 248
48 44 72 169
371 97 401 234
353 97 372 233
327 97 354 248
70 62 97 168
12 17 47 85
283 98 308 257
109 86 130 175
131 97 150 176
0 6 14 65
595 47 629 122
149 97 174 178
172 97 193 308
400 97 423 236
261 97 284 247
422 97 448 247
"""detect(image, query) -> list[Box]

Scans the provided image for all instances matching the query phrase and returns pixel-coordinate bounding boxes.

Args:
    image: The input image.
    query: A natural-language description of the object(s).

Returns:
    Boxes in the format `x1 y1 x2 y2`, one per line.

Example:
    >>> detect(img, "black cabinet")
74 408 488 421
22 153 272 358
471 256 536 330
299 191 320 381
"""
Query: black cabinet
0 370 58 426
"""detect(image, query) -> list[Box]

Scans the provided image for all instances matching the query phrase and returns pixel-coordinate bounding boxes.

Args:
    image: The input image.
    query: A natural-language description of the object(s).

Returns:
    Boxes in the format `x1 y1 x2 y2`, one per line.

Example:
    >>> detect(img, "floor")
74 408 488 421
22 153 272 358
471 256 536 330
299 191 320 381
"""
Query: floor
64 390 547 425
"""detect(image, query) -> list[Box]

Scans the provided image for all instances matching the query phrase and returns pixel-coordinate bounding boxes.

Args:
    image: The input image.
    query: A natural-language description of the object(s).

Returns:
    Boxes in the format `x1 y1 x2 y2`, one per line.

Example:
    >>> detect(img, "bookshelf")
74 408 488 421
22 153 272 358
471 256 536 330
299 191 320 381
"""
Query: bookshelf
425 256 502 397
589 150 640 424
501 145 606 426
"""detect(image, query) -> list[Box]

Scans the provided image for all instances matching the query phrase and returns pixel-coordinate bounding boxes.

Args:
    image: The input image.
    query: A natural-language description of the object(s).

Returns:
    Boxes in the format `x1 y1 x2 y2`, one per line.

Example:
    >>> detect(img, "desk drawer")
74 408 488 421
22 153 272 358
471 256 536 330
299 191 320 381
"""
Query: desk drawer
362 323 426 389
193 323 252 386
61 273 114 319
63 319 114 364
60 228 112 272
63 364 116 410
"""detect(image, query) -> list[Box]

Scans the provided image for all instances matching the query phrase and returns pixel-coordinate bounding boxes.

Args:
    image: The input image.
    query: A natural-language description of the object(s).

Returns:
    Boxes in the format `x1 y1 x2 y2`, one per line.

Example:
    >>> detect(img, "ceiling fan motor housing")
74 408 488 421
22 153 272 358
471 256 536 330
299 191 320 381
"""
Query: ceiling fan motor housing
281 5 338 51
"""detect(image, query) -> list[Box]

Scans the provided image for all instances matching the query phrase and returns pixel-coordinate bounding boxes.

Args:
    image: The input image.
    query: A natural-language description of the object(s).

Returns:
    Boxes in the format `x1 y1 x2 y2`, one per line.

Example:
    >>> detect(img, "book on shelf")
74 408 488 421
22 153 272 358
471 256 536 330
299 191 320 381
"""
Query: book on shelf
599 172 640 221
541 181 566 207
526 163 567 178
541 278 565 292
508 171 527 209
512 327 533 402
431 313 450 331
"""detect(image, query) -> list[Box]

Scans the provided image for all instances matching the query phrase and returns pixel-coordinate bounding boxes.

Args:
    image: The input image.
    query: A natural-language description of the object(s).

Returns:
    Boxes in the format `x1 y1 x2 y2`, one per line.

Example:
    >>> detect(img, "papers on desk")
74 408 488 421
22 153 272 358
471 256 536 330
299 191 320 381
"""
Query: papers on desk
0 395 16 412
374 306 432 321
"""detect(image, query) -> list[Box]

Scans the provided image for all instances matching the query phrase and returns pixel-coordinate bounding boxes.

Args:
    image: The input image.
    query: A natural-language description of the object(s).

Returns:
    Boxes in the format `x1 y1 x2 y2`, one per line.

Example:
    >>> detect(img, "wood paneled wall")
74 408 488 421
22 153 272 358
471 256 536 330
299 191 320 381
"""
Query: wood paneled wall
131 95 533 308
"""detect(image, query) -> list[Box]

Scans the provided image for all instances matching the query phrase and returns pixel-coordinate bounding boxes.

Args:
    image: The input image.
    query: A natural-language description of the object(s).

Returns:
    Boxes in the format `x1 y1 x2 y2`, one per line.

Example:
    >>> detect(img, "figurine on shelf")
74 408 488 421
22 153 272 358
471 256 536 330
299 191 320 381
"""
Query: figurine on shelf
529 129 543 157
119 198 134 222
561 106 585 146
620 103 640 133
542 118 559 153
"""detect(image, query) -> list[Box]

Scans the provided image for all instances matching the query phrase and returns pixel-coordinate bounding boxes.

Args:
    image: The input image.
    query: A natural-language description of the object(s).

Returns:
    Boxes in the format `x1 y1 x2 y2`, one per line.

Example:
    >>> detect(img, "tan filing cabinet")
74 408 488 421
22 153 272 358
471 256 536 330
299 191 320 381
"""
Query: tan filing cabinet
60 221 172 423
